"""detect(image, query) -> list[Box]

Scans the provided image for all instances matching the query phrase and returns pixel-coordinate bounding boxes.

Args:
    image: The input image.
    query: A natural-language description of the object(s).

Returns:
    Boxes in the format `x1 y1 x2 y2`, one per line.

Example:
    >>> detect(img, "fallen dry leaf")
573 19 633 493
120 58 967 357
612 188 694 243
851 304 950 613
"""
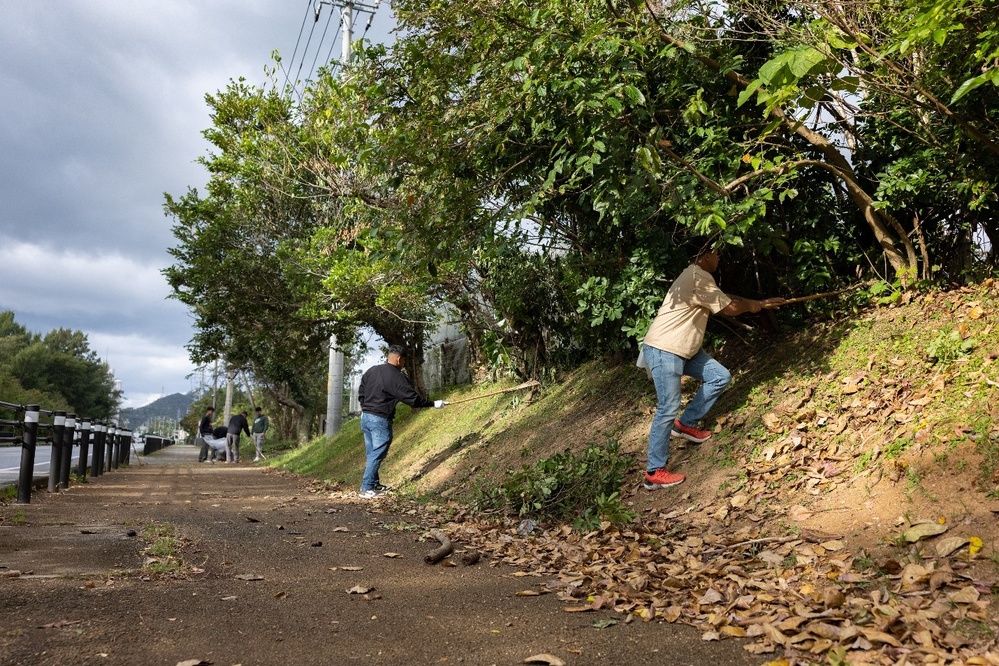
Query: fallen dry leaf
935 536 970 558
234 574 264 581
902 522 947 542
383 552 401 558
515 590 541 597
347 585 373 594
788 505 813 521
523 654 565 666
562 605 595 613
947 586 981 604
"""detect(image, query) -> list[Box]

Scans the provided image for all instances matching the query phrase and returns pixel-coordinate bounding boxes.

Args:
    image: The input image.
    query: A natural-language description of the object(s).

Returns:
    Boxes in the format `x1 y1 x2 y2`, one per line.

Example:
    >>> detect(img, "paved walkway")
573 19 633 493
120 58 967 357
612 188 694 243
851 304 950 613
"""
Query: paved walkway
0 444 764 665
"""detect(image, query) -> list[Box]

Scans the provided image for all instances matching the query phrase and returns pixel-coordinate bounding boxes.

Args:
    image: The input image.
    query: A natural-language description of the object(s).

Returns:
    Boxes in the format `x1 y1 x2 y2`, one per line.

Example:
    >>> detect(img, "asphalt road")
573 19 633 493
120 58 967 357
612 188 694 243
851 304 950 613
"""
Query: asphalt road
0 445 81 487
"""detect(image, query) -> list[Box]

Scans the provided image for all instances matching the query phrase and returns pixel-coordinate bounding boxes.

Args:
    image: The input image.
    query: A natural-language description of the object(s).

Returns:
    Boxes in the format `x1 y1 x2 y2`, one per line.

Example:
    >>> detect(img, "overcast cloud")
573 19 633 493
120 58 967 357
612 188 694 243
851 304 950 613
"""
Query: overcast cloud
0 1 393 408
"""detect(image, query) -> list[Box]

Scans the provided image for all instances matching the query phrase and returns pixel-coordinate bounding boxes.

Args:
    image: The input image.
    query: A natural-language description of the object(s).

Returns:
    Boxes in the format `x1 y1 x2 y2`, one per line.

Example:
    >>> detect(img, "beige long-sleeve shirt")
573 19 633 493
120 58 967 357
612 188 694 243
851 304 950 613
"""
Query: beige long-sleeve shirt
642 264 732 359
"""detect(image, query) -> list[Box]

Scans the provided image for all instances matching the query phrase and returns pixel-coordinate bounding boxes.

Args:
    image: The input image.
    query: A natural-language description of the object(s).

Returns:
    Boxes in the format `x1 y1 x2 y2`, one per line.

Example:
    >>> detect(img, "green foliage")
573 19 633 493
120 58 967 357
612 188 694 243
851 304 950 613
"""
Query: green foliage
165 0 999 392
475 439 636 529
925 328 975 363
0 311 119 418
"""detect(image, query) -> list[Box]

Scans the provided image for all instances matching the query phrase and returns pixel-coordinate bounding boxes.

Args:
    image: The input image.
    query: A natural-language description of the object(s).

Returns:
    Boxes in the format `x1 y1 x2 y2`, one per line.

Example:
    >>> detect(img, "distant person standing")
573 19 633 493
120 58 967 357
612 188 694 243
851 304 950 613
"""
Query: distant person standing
251 406 269 462
197 407 215 463
357 345 446 498
226 410 251 464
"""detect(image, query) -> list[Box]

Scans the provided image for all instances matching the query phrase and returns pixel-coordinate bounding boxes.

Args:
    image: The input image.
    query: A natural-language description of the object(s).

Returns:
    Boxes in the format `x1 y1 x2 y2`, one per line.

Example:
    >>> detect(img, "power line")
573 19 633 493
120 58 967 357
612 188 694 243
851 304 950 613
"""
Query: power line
292 14 322 90
306 7 337 84
282 0 313 92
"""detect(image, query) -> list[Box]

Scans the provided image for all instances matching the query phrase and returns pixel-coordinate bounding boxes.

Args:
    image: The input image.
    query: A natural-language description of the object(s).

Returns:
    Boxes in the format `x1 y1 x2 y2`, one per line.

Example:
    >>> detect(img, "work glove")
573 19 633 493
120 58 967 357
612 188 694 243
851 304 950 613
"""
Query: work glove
434 400 447 409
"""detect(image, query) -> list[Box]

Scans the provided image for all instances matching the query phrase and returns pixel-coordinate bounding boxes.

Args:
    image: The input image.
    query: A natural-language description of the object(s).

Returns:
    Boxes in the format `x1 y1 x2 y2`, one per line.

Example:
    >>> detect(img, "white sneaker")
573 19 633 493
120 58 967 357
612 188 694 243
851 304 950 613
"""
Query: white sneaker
253 456 261 462
358 489 380 499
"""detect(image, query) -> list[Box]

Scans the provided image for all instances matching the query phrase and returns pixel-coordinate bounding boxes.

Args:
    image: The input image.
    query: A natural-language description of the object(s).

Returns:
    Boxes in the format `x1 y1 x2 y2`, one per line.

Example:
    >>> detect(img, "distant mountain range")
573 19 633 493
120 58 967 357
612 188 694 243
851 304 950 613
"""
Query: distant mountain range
119 392 196 429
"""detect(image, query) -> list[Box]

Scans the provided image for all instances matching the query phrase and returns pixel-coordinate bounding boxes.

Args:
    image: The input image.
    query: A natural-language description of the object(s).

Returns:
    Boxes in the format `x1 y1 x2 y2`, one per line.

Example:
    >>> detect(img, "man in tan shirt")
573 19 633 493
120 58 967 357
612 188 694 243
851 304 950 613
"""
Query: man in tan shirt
641 247 785 490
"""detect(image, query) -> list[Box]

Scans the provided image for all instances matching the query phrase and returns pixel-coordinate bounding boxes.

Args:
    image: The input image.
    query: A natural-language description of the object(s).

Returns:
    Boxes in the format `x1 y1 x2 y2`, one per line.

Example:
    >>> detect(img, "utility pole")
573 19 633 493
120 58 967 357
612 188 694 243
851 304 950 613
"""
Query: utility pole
326 335 344 437
314 0 380 437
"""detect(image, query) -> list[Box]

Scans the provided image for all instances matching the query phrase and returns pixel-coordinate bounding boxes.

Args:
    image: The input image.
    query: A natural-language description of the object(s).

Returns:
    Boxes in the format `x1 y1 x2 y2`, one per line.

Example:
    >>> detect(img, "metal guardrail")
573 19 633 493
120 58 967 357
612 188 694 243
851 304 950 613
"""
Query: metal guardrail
0 401 173 504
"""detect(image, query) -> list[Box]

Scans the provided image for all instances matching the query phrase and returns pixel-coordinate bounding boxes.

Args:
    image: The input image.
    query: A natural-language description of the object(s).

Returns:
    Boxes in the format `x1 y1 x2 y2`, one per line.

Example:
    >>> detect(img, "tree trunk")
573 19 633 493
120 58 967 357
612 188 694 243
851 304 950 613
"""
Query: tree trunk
296 404 313 445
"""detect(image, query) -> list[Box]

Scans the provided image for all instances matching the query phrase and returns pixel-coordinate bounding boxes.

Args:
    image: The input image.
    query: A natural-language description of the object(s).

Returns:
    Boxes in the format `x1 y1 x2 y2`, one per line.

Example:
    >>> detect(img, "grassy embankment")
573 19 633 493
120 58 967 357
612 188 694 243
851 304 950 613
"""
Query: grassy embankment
271 280 999 525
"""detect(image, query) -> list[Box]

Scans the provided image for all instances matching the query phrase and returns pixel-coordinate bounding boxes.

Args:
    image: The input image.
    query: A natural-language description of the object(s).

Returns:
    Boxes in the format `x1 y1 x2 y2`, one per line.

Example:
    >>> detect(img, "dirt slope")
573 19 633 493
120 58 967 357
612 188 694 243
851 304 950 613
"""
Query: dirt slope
391 281 999 664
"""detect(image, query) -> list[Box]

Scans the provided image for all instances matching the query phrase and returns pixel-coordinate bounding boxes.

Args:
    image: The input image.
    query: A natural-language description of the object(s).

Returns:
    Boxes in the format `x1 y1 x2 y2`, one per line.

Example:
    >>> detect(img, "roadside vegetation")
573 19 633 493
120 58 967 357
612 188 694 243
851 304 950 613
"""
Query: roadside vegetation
272 280 999 663
161 0 999 661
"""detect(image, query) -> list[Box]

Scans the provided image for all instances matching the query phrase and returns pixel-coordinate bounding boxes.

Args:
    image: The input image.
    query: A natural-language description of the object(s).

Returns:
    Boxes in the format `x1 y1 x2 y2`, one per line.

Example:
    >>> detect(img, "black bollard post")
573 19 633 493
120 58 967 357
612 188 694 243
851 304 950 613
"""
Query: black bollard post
92 422 104 477
122 429 132 466
77 418 91 477
48 411 65 493
59 413 75 489
111 426 120 470
17 405 40 504
106 426 116 472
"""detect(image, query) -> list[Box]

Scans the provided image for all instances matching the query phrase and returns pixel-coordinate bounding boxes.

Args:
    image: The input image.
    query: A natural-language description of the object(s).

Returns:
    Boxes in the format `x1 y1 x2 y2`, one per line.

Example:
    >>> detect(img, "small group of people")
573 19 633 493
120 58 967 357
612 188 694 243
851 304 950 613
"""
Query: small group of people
197 405 270 464
355 244 786 498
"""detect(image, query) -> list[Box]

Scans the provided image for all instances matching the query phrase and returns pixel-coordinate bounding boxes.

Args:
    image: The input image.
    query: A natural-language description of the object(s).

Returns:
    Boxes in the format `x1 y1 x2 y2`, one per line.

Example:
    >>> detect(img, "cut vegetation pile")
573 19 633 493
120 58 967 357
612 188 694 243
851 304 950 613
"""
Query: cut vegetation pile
279 279 999 664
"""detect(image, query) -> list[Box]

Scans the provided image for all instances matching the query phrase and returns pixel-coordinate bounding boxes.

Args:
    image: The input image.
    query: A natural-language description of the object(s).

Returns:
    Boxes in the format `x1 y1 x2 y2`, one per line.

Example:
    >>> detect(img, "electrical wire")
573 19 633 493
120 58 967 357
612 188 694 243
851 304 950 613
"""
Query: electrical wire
282 0 313 91
306 6 336 84
292 14 321 91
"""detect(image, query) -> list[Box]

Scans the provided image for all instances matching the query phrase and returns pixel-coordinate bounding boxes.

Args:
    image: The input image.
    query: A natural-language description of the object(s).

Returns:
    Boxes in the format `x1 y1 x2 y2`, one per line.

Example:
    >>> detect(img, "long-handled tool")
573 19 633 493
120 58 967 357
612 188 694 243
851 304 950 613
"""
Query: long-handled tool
445 380 540 405
762 283 866 308
130 439 145 466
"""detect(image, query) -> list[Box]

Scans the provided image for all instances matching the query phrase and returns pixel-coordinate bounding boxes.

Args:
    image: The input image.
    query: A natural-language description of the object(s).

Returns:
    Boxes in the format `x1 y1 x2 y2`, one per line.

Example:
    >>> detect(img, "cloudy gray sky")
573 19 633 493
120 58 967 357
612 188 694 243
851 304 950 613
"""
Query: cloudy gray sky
0 1 392 408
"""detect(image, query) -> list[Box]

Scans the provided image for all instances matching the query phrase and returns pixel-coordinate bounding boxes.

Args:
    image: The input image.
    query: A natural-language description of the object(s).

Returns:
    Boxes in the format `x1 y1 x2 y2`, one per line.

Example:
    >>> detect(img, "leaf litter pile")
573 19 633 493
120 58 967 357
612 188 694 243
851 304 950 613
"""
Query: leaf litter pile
437 285 999 665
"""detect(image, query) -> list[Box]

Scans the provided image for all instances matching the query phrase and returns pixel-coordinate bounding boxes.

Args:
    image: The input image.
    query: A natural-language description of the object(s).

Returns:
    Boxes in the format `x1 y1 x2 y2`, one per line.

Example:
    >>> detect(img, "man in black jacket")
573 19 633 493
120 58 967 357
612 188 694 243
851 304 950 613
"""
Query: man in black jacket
226 411 251 464
357 345 445 498
197 407 215 462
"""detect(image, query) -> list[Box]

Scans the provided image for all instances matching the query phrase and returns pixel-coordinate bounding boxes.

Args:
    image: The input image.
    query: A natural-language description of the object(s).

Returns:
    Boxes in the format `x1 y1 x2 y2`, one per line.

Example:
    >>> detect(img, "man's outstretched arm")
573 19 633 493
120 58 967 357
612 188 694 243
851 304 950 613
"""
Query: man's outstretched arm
719 296 786 316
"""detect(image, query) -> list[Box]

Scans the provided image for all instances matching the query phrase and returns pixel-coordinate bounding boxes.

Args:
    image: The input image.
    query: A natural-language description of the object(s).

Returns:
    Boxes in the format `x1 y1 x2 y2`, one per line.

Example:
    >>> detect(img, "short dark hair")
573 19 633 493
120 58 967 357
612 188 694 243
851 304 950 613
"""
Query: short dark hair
206 407 215 412
387 344 408 359
255 406 262 412
685 237 721 260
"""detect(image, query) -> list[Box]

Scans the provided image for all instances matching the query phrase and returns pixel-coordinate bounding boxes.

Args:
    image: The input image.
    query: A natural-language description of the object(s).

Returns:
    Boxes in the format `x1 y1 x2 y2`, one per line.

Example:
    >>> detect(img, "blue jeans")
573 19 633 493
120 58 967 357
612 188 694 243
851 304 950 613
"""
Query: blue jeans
360 412 393 491
643 345 731 472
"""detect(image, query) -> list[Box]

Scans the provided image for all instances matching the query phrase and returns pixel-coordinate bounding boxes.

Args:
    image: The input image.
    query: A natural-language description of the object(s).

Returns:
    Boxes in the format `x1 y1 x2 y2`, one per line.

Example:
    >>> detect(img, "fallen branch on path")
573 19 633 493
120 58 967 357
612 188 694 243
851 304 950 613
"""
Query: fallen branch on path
424 529 454 564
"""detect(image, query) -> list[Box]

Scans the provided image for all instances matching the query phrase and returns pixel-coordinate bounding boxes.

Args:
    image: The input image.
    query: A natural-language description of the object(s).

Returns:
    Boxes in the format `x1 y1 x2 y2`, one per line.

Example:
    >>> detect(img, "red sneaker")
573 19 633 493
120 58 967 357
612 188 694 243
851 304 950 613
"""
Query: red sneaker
643 468 685 490
671 419 712 443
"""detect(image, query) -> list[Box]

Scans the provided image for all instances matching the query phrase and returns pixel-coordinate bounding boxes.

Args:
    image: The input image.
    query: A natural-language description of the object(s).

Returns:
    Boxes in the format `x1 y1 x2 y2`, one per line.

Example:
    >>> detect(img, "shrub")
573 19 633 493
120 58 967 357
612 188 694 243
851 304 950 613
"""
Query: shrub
475 438 635 530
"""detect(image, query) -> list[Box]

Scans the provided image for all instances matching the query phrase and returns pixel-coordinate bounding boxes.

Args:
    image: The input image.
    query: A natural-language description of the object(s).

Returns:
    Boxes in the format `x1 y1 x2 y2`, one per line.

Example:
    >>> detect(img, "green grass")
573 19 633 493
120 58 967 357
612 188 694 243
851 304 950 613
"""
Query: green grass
140 522 183 575
264 283 999 525
271 378 533 491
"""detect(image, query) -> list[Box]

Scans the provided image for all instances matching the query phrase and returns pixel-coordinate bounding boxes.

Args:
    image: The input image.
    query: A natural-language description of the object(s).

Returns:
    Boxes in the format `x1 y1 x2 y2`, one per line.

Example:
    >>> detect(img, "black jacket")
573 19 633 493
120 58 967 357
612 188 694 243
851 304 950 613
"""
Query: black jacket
358 363 433 420
199 414 214 436
227 414 251 437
